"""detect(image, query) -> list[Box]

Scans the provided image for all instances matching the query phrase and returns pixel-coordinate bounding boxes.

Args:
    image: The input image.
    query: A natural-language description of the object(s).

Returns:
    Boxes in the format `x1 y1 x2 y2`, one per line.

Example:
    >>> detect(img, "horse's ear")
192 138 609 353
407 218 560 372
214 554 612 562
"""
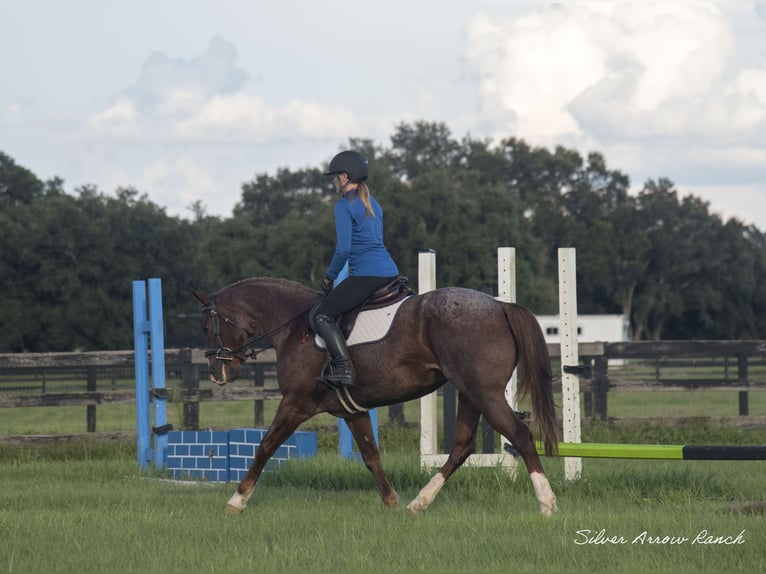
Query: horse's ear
190 287 210 306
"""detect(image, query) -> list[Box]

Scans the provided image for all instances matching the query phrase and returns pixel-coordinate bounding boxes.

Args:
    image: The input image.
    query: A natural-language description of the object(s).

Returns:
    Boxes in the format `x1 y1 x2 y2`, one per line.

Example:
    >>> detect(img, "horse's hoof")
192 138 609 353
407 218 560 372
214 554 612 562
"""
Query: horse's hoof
540 502 559 517
405 501 424 516
226 491 247 514
383 493 400 509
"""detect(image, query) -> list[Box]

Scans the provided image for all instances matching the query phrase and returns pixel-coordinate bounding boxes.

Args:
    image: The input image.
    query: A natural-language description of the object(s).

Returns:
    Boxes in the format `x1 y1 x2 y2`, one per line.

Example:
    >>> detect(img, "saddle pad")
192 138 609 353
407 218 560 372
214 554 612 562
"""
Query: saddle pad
316 296 413 349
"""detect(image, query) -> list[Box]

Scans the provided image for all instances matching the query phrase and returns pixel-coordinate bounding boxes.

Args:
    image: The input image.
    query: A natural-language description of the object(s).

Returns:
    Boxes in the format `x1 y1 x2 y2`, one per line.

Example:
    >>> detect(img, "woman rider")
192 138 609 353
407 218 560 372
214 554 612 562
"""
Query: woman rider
310 150 399 388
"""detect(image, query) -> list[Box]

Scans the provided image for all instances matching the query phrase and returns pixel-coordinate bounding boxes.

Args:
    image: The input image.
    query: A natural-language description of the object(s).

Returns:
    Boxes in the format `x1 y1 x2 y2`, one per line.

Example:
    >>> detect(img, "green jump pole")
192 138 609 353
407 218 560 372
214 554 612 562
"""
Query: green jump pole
506 442 766 461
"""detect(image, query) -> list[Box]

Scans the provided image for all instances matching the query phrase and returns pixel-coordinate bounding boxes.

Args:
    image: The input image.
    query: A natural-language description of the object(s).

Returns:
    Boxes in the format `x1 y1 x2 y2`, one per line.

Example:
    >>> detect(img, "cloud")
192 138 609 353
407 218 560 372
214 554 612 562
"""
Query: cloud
136 155 222 215
466 7 609 140
171 94 359 143
461 0 766 231
463 0 766 219
87 36 362 146
131 36 248 109
88 98 147 138
465 2 748 146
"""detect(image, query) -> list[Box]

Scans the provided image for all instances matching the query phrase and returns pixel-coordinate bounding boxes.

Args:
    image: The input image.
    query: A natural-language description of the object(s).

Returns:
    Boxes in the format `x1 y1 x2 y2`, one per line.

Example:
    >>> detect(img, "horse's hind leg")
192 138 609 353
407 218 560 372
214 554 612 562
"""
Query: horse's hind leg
344 414 399 508
477 397 557 516
407 392 481 515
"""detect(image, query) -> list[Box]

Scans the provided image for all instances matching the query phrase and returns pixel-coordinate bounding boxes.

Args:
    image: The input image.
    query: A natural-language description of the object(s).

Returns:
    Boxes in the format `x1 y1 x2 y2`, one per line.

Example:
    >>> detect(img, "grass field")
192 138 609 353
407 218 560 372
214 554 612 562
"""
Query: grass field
2 399 766 574
2 386 766 574
1 436 764 574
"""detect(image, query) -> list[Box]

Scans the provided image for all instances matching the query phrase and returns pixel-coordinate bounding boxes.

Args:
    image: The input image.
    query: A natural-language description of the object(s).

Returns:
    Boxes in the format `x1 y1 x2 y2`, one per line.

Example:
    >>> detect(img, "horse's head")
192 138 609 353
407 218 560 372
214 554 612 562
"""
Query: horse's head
192 287 250 385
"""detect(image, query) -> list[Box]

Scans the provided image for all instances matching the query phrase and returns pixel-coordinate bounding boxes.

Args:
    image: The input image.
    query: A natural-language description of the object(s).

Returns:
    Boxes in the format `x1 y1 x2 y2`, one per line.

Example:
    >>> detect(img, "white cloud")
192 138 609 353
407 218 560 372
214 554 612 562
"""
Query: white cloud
614 2 729 111
729 68 766 129
136 155 222 215
466 9 609 140
461 1 766 230
86 37 363 147
88 98 146 138
5 1 766 228
132 37 248 106
465 2 743 146
168 94 359 143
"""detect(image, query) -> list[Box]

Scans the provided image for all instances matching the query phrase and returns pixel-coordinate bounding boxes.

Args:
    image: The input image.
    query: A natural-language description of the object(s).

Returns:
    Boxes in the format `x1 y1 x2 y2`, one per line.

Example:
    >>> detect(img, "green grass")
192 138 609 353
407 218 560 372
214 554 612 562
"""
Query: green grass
1 438 764 574
2 387 766 573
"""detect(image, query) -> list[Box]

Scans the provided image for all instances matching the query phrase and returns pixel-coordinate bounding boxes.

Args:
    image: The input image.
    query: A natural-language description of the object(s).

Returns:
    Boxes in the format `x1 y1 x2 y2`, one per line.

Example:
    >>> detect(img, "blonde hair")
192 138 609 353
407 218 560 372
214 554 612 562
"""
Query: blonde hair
356 182 375 217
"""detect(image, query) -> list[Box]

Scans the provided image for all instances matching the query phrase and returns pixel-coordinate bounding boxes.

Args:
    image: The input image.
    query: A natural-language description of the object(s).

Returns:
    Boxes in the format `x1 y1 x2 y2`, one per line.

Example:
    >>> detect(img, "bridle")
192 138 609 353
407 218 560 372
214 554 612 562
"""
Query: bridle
201 292 313 365
201 293 256 363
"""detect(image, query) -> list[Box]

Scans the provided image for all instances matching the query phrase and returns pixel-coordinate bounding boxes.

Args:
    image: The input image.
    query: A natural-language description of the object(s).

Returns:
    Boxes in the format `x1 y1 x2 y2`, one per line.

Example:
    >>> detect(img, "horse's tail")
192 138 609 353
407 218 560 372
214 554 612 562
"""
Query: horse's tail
502 302 559 456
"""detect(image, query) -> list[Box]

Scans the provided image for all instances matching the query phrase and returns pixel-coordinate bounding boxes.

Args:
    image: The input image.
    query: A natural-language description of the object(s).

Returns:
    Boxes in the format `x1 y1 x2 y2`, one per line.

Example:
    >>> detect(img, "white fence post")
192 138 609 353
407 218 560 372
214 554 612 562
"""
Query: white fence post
418 250 438 464
497 247 518 475
558 248 582 480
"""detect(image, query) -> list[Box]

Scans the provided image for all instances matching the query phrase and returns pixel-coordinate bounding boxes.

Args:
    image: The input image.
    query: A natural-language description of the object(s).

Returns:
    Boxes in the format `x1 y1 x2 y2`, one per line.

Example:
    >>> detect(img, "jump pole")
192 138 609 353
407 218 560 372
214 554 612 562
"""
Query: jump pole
509 442 766 461
132 278 169 470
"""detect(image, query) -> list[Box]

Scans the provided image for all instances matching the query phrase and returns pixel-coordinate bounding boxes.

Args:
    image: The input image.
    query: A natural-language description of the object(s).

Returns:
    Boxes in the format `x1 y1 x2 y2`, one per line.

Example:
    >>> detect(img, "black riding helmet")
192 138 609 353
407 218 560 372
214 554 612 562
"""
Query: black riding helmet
325 150 369 183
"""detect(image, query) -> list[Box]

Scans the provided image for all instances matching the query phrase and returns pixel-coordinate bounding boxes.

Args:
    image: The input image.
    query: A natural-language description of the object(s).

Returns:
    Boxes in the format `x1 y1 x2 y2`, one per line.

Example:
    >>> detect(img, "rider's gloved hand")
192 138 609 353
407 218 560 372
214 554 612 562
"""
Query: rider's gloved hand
321 278 333 294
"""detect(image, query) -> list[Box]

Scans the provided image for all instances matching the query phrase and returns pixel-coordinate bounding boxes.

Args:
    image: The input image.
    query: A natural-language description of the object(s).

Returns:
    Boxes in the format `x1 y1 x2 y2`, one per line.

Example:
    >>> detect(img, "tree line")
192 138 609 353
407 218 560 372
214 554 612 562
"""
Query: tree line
2 121 765 352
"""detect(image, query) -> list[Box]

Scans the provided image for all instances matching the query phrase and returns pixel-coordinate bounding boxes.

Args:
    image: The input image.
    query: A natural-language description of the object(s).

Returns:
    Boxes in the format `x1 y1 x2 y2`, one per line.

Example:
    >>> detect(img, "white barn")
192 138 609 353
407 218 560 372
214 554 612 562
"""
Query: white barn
536 314 629 344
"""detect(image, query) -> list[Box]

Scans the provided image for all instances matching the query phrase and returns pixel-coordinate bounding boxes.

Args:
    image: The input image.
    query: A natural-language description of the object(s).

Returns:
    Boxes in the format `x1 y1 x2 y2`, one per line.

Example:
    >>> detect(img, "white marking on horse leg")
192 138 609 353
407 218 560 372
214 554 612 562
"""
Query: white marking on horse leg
529 471 558 516
226 491 248 514
406 472 446 515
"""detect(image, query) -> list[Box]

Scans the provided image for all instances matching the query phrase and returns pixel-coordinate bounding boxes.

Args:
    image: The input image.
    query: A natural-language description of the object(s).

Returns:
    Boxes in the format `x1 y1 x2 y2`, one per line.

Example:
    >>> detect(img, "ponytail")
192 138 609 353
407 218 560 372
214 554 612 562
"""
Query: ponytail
357 182 375 217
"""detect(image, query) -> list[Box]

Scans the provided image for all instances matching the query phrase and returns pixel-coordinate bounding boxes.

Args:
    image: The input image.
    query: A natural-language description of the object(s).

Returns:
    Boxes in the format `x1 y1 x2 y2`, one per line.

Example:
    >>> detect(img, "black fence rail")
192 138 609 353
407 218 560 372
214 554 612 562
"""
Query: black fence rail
1 341 765 437
561 340 766 420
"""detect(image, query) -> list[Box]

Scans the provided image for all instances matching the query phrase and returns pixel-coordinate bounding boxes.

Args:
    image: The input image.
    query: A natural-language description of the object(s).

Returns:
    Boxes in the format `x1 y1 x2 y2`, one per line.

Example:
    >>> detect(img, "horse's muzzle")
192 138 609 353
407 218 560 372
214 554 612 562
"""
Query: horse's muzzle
208 359 240 386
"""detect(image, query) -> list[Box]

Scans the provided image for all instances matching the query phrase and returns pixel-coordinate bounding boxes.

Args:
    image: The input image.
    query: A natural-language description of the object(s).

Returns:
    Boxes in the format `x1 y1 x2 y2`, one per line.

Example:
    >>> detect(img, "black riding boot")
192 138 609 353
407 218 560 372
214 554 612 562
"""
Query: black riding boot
313 314 356 387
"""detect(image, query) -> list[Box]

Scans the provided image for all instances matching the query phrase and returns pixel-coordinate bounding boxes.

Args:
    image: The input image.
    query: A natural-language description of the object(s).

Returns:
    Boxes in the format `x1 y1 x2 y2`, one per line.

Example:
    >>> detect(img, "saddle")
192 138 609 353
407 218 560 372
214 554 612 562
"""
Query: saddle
339 276 413 337
312 276 414 339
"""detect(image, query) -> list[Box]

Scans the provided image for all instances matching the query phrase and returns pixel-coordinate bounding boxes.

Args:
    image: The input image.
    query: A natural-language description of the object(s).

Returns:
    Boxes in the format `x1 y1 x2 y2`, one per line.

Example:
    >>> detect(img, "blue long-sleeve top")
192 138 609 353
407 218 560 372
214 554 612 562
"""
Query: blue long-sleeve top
325 190 399 281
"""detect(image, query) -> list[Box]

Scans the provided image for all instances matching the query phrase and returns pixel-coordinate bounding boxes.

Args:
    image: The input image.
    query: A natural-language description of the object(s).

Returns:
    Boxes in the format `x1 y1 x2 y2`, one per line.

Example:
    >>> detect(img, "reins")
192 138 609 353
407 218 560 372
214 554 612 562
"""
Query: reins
202 293 313 363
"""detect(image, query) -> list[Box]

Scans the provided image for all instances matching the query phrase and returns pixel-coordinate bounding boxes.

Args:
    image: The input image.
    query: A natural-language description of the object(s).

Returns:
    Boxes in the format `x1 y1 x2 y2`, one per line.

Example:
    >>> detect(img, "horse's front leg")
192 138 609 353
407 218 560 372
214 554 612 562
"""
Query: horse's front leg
227 400 311 514
344 414 399 508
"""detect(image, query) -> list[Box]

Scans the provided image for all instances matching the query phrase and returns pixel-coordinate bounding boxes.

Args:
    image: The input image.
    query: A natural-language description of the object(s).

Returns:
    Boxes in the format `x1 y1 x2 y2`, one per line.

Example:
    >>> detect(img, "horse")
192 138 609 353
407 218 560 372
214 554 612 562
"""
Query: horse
191 277 559 516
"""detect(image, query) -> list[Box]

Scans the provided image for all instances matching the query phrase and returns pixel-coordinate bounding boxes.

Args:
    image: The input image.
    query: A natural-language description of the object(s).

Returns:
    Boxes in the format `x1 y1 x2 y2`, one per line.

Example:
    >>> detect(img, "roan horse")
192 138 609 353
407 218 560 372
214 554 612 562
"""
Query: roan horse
192 277 559 516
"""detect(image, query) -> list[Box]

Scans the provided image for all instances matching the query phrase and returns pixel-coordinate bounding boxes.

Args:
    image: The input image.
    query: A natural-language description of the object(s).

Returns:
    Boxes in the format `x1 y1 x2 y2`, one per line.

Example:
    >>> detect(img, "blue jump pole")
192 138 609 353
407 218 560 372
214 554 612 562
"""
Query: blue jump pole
334 263 380 459
132 278 169 471
132 281 151 469
148 278 168 470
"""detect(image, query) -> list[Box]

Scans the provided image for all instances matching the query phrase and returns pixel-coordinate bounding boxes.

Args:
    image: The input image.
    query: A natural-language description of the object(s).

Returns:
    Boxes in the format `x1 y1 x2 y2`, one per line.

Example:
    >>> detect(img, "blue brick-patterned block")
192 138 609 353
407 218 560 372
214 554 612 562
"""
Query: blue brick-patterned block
166 430 229 482
227 428 318 483
166 428 317 483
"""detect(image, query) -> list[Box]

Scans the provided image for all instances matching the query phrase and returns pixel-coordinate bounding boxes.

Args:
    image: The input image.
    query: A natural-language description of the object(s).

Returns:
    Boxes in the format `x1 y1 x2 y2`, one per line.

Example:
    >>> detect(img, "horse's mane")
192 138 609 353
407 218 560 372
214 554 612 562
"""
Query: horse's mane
224 276 317 298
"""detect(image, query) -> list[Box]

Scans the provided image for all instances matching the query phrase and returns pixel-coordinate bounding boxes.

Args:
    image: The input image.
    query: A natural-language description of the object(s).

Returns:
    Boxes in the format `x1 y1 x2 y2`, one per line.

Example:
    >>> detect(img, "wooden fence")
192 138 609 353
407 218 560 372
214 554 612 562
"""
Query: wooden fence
1 341 765 438
565 340 766 420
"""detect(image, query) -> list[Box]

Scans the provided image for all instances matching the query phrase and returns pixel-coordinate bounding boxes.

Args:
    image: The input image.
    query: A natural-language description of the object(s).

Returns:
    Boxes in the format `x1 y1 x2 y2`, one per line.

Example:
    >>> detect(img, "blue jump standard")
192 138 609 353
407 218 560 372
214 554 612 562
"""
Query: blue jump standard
166 428 318 482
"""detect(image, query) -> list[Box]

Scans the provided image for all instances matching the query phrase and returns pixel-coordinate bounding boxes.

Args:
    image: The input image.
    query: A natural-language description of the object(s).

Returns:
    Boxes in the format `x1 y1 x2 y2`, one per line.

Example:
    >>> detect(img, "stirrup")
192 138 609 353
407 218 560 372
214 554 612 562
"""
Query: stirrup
315 374 355 389
315 361 355 389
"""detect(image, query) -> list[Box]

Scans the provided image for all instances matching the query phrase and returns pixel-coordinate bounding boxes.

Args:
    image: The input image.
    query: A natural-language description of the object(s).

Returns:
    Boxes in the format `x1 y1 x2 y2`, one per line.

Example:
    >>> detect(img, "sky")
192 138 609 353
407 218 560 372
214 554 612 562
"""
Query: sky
2 0 766 229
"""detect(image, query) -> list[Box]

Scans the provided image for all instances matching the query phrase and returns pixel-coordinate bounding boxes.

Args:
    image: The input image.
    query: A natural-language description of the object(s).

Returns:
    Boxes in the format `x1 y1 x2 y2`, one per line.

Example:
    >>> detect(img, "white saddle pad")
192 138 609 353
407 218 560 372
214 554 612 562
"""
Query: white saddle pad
315 296 413 348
